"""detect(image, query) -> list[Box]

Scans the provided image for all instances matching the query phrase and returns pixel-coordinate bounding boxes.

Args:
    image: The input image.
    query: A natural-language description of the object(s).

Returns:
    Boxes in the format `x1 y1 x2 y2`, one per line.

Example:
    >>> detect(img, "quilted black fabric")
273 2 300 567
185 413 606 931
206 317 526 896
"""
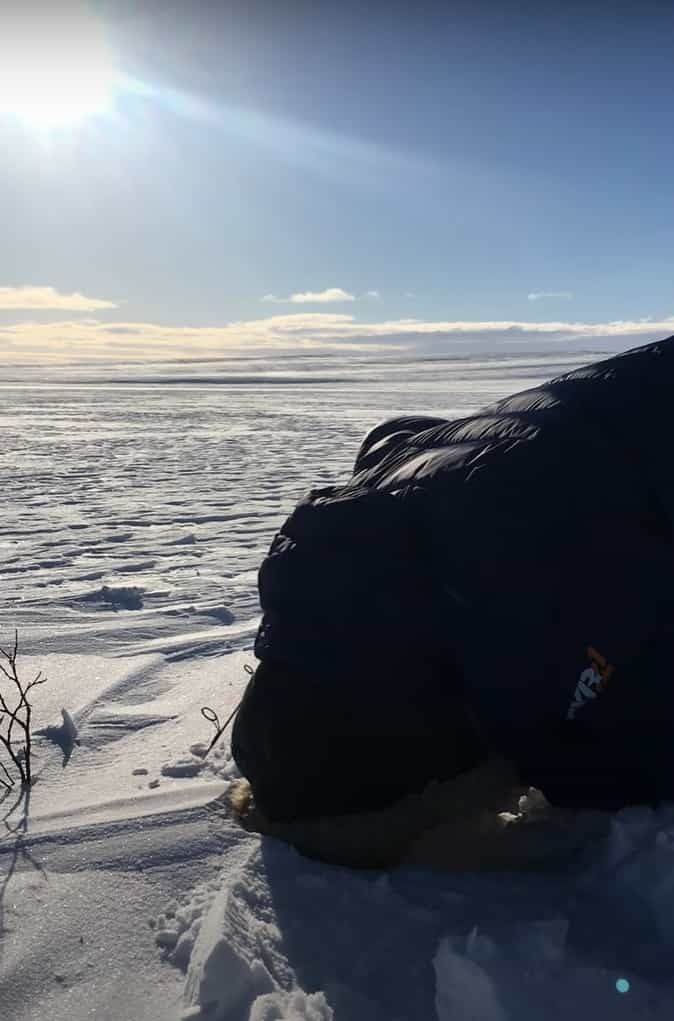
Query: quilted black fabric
233 337 674 819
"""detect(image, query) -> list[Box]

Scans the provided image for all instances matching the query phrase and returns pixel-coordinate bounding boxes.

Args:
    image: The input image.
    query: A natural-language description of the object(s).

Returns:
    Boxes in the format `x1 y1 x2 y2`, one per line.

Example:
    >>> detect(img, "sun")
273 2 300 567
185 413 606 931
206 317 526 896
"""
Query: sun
0 3 118 128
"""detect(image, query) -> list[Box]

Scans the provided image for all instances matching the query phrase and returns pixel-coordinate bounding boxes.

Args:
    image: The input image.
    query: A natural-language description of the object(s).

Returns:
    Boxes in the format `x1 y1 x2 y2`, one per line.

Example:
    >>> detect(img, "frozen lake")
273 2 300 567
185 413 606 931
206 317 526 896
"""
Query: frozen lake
1 350 586 658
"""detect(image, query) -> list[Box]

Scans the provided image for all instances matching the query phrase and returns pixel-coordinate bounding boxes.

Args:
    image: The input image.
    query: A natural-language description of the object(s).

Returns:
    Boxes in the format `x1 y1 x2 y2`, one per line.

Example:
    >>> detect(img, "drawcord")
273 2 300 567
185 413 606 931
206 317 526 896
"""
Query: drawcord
201 662 253 756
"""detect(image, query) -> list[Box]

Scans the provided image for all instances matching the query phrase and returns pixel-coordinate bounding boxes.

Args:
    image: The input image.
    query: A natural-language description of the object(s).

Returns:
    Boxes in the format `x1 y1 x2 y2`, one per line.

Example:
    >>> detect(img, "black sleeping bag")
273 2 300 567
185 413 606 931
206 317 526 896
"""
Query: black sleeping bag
232 336 674 821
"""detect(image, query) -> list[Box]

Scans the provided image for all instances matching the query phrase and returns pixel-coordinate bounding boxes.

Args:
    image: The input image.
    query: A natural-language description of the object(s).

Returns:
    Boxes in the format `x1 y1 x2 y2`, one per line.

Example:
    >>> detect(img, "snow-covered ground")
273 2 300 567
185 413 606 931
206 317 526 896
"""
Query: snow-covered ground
3 350 674 1020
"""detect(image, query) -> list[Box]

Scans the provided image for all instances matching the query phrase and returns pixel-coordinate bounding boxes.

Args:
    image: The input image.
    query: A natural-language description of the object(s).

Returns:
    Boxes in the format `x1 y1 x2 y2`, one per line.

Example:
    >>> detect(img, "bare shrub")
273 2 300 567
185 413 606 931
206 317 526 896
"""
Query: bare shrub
0 630 47 788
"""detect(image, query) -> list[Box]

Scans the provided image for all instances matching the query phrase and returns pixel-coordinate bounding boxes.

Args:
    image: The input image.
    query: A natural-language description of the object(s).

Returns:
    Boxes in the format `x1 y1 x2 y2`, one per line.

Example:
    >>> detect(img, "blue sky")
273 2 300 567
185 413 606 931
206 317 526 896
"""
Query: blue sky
2 0 674 362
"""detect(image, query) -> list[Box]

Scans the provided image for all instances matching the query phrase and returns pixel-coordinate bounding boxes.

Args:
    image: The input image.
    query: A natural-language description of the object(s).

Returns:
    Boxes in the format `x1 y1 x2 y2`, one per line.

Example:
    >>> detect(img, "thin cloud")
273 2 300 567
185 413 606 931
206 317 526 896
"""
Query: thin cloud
527 291 574 302
0 285 118 311
2 313 674 364
261 287 355 304
364 290 380 299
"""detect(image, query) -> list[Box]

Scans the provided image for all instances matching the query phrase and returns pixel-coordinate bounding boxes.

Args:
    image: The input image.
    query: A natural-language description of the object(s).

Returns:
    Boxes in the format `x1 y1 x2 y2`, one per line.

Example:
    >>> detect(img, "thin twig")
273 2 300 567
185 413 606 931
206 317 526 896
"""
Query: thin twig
0 729 25 784
0 761 14 790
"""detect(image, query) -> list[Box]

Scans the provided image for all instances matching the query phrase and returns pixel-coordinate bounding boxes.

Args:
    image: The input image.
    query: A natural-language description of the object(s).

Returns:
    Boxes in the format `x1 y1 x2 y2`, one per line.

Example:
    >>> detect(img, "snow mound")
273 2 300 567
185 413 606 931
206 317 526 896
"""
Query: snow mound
100 584 144 610
201 605 235 624
203 743 241 782
35 707 79 762
154 878 222 972
160 742 241 783
180 843 335 1021
76 584 145 610
161 758 206 779
35 707 78 745
248 990 333 1020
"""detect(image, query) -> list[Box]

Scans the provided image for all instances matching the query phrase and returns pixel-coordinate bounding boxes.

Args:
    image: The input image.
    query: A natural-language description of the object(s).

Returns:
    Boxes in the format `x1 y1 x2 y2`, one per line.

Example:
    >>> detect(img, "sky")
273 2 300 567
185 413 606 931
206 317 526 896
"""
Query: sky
2 0 674 363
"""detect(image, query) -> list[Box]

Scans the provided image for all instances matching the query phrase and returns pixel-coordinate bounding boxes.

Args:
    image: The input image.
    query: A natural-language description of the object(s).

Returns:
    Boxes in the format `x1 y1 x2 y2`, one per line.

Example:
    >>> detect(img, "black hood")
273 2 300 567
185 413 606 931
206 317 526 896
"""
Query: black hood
254 484 446 677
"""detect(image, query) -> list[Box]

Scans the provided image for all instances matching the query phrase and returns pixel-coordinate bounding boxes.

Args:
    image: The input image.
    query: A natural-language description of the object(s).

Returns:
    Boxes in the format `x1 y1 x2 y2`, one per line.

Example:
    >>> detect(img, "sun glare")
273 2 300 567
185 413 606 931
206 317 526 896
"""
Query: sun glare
0 3 118 128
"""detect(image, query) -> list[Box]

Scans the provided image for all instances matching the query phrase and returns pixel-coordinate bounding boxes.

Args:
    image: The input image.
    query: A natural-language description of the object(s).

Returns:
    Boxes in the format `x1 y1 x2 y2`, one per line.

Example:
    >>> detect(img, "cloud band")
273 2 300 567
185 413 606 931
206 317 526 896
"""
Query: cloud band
2 313 673 363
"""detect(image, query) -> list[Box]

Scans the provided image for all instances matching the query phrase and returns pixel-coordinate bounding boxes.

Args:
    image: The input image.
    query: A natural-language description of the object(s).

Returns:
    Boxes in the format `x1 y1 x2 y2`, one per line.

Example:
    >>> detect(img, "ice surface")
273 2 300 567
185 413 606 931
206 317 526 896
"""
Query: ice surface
0 354 575 660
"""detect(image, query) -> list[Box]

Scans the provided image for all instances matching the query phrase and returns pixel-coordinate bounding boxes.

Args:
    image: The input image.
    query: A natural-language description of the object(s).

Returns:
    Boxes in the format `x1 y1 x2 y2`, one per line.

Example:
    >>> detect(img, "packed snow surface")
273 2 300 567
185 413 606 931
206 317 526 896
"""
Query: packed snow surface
2 351 673 1020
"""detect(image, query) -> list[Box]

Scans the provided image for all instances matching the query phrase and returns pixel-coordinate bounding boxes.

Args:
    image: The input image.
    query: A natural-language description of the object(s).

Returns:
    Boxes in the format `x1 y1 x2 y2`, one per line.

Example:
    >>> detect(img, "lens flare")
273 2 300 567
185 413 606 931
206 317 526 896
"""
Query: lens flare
0 2 118 127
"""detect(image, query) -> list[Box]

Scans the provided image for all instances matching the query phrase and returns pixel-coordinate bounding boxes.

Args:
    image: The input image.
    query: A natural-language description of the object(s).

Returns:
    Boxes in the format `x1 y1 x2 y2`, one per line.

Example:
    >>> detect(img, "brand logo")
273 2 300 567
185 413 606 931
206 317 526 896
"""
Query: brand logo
566 646 614 720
